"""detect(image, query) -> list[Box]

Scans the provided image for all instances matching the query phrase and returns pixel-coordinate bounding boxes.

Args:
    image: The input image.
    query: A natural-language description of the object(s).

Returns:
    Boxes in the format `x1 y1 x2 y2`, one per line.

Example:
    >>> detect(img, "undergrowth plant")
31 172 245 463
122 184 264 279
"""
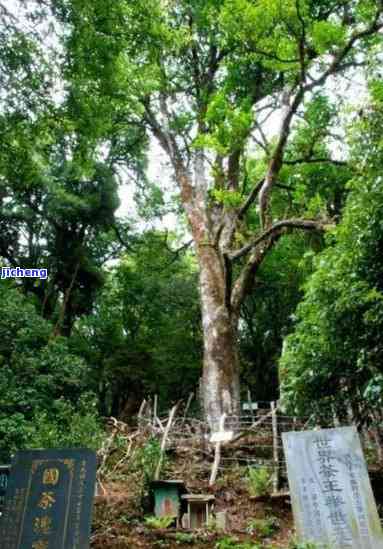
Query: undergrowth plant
144 515 175 529
131 437 163 487
174 532 195 544
288 541 321 549
246 516 279 538
215 536 261 549
246 466 273 497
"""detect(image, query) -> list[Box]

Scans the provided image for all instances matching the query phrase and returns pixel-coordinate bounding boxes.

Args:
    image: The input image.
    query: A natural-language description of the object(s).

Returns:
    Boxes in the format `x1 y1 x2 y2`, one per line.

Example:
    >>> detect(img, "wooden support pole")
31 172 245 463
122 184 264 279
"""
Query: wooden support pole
209 414 226 486
137 399 147 429
181 392 194 426
155 403 179 480
271 401 279 494
198 378 203 412
153 394 158 427
247 388 255 422
332 404 340 427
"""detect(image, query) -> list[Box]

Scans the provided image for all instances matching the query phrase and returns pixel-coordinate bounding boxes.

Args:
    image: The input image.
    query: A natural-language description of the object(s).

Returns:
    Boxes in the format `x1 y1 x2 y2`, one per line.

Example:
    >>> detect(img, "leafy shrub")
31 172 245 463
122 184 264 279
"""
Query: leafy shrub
174 532 195 544
246 466 273 497
131 437 163 487
215 537 261 549
27 395 103 451
288 541 321 549
144 515 175 529
0 285 101 461
246 516 279 537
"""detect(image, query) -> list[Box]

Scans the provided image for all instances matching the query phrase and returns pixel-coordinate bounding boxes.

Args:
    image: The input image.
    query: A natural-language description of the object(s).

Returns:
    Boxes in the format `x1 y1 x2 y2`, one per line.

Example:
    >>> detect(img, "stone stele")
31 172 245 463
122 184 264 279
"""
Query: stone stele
282 426 383 549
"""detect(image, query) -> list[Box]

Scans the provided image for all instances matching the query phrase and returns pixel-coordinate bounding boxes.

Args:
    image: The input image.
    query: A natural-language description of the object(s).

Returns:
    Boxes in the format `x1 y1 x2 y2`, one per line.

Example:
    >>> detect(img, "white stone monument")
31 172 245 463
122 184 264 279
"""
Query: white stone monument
282 426 383 549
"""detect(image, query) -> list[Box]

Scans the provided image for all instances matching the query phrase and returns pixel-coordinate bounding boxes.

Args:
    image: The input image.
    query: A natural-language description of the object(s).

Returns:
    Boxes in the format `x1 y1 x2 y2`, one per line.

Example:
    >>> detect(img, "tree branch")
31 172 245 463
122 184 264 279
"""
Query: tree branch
142 98 196 210
257 6 383 229
237 178 264 220
230 218 326 312
283 157 347 166
258 86 305 227
229 218 325 261
112 224 134 252
304 7 383 93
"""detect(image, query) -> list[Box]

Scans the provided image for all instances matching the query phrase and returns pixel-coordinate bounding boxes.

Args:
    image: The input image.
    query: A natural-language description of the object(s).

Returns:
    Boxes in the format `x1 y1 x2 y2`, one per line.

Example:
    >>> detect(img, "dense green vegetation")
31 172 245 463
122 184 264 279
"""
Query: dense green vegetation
281 84 383 426
0 0 383 462
0 282 102 461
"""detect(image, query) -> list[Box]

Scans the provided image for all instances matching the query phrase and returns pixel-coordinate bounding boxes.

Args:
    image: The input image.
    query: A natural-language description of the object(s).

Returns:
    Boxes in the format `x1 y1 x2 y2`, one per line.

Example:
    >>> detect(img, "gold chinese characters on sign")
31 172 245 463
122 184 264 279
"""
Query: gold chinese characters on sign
38 491 56 510
33 515 52 535
32 541 49 549
42 468 59 486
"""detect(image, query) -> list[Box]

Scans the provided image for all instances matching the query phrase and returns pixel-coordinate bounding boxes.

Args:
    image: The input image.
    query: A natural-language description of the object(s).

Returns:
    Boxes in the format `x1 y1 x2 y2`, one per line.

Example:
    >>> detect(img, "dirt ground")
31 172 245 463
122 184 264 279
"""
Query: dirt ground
91 475 293 548
90 470 383 549
90 424 383 549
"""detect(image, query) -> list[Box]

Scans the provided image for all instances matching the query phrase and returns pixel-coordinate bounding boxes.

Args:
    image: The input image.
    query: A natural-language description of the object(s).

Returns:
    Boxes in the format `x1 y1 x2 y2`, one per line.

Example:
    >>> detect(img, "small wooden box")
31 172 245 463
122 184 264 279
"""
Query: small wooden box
150 480 187 525
181 494 215 529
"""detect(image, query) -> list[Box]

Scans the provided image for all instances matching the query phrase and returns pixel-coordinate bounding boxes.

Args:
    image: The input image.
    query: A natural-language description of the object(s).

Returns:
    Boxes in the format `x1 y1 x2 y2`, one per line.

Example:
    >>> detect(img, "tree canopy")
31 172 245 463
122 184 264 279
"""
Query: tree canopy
1 0 383 453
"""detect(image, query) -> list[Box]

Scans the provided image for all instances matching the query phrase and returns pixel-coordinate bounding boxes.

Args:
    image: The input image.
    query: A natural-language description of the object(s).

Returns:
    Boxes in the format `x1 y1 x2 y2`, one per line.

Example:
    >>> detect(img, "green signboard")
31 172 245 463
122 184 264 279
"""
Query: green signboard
0 465 10 512
0 449 97 549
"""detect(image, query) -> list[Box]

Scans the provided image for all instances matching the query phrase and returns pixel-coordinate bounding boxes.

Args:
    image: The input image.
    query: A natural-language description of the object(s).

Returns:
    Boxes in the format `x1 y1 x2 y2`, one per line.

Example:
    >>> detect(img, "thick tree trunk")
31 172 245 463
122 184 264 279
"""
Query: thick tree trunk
197 245 241 431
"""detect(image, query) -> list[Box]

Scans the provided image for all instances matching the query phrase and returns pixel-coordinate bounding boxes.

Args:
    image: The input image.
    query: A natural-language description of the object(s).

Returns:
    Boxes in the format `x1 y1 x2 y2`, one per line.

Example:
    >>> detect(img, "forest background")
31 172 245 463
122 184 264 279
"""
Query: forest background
1 0 383 460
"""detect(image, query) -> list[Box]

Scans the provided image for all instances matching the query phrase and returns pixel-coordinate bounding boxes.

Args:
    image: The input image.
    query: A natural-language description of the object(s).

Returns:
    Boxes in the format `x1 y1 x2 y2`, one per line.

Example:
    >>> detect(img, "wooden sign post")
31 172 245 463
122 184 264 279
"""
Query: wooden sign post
283 426 383 548
0 448 97 549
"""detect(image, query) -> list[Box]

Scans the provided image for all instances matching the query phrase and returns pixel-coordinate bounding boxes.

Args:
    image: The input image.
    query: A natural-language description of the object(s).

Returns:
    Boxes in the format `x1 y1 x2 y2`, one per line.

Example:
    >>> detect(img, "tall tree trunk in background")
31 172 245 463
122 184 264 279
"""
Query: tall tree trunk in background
198 244 241 430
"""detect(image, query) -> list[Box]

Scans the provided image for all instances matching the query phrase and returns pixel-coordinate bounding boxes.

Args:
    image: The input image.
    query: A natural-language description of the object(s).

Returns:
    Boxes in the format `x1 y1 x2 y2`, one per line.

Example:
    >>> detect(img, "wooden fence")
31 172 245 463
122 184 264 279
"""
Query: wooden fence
132 395 383 492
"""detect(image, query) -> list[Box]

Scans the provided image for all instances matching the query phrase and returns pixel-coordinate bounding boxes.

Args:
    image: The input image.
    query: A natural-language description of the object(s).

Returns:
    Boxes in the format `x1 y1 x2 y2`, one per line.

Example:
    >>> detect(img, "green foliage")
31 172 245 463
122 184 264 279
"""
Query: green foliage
131 437 163 487
246 517 279 538
0 117 124 334
144 515 175 529
288 541 321 549
281 93 383 422
240 233 318 401
195 93 253 154
1 0 383 460
215 536 261 549
246 467 273 497
27 396 103 451
311 21 346 54
173 532 195 544
74 231 202 416
0 2 146 337
0 284 100 461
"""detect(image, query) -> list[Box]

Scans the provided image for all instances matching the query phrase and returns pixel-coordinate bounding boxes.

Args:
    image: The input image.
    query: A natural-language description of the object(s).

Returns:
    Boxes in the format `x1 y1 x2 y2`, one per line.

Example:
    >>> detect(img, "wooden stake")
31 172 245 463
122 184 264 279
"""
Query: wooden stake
137 399 147 429
155 403 179 480
209 414 226 486
247 388 255 422
271 401 279 494
198 378 203 409
153 394 158 427
182 392 194 426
